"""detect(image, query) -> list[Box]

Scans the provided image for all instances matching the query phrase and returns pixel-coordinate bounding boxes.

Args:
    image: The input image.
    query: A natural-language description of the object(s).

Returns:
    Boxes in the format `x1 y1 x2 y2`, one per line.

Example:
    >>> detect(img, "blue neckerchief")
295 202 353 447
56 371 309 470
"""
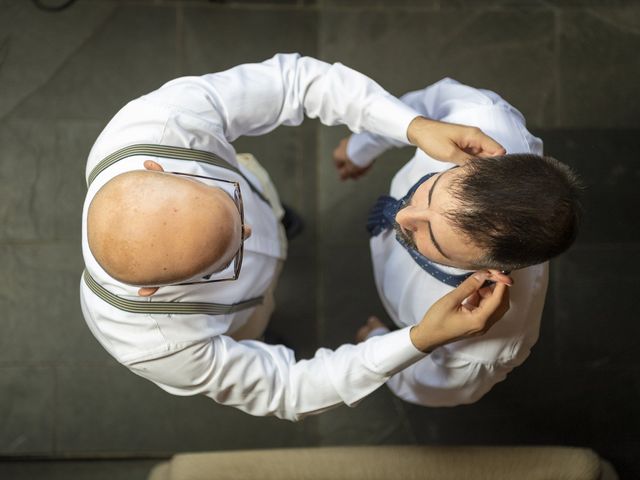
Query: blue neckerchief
367 173 472 287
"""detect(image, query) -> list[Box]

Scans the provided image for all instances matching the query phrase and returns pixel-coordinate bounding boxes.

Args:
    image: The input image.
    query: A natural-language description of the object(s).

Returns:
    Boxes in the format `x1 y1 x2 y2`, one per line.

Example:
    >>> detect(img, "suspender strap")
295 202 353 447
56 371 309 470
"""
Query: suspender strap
83 270 263 315
87 143 271 206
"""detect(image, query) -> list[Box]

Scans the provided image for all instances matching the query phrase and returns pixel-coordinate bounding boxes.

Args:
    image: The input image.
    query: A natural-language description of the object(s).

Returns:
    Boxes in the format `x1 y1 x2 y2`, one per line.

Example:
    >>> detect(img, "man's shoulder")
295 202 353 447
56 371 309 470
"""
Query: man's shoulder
424 78 505 112
79 275 235 364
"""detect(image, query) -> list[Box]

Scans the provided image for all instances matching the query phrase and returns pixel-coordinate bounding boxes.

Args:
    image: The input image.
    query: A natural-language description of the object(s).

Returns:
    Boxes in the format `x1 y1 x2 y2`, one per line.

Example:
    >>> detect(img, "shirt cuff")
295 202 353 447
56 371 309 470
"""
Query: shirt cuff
346 134 384 168
365 93 418 145
365 326 426 377
365 326 390 339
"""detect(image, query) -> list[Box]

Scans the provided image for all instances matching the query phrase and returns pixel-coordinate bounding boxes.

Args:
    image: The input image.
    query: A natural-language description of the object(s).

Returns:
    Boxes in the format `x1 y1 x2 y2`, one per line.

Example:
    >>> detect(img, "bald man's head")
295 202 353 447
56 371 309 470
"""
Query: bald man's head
88 170 242 288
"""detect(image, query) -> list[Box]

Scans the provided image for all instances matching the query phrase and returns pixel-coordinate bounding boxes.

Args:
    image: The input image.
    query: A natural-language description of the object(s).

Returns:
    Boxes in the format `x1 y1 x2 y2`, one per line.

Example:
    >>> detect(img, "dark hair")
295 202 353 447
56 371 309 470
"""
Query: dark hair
445 154 583 270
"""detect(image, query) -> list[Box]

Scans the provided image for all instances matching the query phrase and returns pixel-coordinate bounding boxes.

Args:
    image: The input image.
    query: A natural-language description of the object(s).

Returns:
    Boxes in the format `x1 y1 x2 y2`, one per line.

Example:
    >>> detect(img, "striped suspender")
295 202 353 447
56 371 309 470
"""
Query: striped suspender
84 144 267 315
86 143 271 206
84 271 262 315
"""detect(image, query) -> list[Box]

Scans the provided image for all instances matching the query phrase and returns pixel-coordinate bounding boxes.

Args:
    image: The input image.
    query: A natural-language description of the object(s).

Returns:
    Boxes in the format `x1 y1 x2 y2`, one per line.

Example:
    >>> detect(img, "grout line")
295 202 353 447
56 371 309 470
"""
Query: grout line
176 2 185 76
0 453 171 461
0 240 83 246
52 365 58 456
114 0 561 14
584 6 640 36
314 146 325 349
315 14 326 349
0 362 118 367
553 6 562 128
549 265 562 368
390 395 418 444
310 18 323 445
0 5 120 125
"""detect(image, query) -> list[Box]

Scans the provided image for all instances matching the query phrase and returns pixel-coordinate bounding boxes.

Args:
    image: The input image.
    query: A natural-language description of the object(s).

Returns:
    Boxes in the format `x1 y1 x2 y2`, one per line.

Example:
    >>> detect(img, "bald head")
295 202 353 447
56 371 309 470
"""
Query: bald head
88 170 242 287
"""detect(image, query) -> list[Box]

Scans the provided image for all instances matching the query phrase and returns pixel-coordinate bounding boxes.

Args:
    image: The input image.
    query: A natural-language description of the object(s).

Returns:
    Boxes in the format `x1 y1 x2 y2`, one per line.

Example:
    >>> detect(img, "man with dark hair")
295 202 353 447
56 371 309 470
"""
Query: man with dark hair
442 154 580 270
333 78 582 406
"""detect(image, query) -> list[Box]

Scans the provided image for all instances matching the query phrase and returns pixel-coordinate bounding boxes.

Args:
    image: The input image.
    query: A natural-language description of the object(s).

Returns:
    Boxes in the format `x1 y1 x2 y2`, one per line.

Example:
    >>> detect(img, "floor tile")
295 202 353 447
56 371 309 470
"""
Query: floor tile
558 7 640 127
56 365 315 454
0 0 116 121
318 243 386 349
0 243 114 364
233 122 318 220
0 118 103 242
552 244 640 366
15 4 179 121
399 366 588 446
0 119 57 241
319 7 555 127
319 0 439 7
317 388 414 446
181 6 317 75
272 242 318 359
0 366 54 454
536 128 640 244
316 126 408 249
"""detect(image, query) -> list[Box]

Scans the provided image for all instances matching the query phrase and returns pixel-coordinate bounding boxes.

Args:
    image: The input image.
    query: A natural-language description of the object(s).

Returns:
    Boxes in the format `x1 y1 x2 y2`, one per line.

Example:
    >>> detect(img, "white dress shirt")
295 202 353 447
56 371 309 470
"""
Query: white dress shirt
348 78 549 407
80 53 427 421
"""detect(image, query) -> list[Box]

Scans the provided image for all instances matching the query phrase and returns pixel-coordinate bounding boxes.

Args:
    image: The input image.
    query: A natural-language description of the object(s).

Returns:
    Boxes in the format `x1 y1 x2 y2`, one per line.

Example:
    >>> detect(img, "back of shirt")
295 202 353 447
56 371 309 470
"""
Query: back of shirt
352 78 548 406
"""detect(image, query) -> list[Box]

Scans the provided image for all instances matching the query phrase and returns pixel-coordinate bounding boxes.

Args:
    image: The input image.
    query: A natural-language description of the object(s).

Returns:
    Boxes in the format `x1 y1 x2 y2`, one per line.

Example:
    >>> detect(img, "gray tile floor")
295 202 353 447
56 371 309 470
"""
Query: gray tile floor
1 1 639 479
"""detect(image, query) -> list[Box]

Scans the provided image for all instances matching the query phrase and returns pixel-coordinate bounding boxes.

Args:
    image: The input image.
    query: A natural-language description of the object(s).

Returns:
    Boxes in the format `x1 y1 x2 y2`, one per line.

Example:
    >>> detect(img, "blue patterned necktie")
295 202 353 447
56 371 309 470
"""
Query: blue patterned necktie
367 173 472 288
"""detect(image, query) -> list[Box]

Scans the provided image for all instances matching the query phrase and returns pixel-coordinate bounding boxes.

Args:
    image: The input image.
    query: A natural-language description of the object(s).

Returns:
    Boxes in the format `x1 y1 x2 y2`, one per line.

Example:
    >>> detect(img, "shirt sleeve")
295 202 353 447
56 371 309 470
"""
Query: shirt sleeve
385 348 519 407
148 53 419 146
364 324 515 406
129 326 425 422
346 88 431 167
346 76 539 166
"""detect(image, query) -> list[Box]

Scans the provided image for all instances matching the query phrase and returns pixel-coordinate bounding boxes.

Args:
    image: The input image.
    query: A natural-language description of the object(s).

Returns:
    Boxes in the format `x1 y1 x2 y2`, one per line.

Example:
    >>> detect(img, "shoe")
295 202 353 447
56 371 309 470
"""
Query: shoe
281 204 305 240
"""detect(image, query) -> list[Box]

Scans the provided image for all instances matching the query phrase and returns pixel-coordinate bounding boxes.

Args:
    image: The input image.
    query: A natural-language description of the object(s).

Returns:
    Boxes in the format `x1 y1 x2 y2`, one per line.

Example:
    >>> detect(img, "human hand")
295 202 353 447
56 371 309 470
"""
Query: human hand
333 137 372 181
407 116 506 165
410 271 510 353
355 316 387 343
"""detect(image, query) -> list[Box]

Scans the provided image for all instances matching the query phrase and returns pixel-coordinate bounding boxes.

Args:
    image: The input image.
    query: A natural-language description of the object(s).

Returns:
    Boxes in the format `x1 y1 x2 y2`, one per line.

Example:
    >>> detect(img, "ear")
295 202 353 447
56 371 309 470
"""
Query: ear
138 287 159 297
243 224 252 240
144 160 164 172
487 269 513 286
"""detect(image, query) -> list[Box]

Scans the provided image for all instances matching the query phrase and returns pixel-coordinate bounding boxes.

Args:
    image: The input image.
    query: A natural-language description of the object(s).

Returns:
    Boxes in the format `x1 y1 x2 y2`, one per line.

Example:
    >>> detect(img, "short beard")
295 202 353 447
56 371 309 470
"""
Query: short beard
394 223 417 251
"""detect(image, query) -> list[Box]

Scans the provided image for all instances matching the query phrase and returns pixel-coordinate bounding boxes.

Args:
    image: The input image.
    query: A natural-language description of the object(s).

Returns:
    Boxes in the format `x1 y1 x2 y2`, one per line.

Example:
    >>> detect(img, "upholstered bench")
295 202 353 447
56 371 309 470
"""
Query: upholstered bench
148 445 618 480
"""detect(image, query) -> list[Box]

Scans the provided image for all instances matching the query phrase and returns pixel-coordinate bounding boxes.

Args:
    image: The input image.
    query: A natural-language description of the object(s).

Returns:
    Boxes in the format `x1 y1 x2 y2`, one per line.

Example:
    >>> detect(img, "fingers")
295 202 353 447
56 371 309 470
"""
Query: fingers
453 128 506 162
407 117 507 165
457 281 510 337
476 282 510 321
355 316 385 342
463 291 481 309
441 140 471 165
442 271 490 307
333 138 349 180
465 127 506 158
366 316 385 329
474 137 506 158
482 284 510 332
332 138 350 163
355 325 370 343
336 160 371 181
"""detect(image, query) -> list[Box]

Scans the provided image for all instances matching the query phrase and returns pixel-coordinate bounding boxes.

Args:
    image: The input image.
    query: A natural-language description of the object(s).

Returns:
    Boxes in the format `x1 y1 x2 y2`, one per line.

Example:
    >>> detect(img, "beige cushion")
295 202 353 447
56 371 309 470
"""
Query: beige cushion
153 445 605 480
148 462 170 480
